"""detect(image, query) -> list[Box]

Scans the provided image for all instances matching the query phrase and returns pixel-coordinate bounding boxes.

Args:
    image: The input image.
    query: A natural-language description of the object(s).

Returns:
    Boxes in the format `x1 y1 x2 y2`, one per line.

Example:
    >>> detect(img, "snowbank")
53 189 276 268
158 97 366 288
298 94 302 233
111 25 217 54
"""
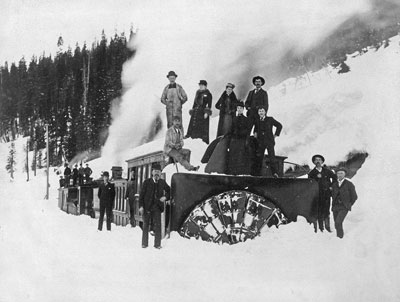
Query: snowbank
1 37 400 302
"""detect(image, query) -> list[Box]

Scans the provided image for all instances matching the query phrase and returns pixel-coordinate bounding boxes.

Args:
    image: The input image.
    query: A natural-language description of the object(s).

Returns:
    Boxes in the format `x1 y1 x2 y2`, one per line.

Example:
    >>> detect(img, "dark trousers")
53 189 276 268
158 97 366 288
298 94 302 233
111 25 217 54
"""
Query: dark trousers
333 208 348 238
142 209 162 247
64 175 71 187
253 144 277 176
73 176 78 186
98 204 113 231
78 175 84 185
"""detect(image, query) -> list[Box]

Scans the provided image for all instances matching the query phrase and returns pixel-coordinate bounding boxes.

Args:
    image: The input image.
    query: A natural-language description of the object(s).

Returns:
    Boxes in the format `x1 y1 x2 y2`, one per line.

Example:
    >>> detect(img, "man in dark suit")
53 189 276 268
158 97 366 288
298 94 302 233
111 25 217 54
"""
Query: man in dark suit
72 164 79 186
252 106 282 176
98 171 116 231
331 167 358 238
63 163 71 187
139 163 171 249
308 154 337 233
245 76 269 124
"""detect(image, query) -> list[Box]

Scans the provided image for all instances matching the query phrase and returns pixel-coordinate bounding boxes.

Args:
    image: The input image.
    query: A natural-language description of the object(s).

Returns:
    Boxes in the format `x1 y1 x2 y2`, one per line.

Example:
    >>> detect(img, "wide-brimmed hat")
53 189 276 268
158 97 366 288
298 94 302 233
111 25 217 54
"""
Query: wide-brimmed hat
152 163 162 171
226 83 235 89
166 71 178 78
312 154 325 163
252 76 265 86
336 167 348 174
198 80 208 86
102 171 110 177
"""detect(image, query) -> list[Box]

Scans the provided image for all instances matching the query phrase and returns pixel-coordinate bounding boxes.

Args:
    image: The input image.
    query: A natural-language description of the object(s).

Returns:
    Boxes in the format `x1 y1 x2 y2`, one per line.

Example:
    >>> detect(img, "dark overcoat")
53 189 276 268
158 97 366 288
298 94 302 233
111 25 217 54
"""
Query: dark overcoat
98 182 116 208
139 178 171 212
253 116 282 148
215 91 238 137
227 114 253 175
332 179 358 211
308 167 337 218
245 88 268 121
186 89 212 144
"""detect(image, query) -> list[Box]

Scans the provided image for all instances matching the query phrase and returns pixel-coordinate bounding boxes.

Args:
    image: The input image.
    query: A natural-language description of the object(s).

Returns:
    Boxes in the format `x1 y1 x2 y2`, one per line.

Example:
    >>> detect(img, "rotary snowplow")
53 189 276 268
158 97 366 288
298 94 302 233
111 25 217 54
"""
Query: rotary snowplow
170 173 319 244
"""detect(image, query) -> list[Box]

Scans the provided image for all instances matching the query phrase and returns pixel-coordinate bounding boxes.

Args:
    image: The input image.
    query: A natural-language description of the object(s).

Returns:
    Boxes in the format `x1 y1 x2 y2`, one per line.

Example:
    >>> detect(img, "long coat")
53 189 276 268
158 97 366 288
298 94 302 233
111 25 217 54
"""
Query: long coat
215 91 238 137
139 178 171 212
227 114 253 175
98 182 116 208
161 83 188 128
245 88 268 121
186 89 212 144
308 167 337 218
332 179 358 211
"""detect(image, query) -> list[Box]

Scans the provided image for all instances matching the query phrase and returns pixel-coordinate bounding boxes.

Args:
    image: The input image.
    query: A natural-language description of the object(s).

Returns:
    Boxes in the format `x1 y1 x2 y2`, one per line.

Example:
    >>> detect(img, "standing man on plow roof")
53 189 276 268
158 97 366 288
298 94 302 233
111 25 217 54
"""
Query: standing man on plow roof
245 76 269 124
161 71 188 129
308 154 337 233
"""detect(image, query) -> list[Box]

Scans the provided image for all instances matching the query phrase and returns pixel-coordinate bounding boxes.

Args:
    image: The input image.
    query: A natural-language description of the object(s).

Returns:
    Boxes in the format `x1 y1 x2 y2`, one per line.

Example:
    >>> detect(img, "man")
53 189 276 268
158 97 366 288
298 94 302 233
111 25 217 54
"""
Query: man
164 116 199 171
83 163 93 183
161 71 188 129
252 106 282 177
63 163 71 187
72 164 79 186
125 175 137 227
331 167 358 238
245 76 269 123
139 163 171 249
308 154 337 233
98 171 116 231
78 163 85 185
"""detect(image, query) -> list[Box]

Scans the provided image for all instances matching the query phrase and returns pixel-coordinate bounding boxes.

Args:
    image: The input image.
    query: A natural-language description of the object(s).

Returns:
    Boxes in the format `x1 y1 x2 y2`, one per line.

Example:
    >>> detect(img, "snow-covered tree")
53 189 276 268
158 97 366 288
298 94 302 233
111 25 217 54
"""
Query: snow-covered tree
5 142 16 179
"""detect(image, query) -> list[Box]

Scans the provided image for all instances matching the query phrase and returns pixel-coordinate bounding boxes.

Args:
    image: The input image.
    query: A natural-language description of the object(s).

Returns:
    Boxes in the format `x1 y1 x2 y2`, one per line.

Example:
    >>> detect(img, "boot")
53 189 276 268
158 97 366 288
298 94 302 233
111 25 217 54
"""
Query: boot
325 217 332 233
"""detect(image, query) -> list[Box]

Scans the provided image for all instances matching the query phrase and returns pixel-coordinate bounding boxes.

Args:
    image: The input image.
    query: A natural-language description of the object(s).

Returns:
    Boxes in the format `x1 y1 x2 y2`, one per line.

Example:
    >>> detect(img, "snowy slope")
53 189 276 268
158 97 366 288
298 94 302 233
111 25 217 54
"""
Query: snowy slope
1 37 400 302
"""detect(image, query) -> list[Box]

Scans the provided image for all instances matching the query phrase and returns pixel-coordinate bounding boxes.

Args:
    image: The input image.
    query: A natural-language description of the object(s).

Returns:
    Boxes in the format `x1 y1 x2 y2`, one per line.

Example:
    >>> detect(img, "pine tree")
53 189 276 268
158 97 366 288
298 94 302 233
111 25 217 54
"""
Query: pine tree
6 142 16 179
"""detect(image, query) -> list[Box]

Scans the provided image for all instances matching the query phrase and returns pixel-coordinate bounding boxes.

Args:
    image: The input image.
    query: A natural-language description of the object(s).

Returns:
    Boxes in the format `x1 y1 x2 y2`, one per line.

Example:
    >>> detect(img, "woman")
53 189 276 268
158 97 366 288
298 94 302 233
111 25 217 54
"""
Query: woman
186 80 212 144
215 83 238 137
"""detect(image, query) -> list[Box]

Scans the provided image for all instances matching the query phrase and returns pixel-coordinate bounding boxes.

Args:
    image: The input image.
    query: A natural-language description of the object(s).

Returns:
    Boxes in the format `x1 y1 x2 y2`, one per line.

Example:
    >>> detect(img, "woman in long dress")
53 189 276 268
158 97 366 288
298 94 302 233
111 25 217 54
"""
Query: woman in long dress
186 80 212 144
215 83 238 138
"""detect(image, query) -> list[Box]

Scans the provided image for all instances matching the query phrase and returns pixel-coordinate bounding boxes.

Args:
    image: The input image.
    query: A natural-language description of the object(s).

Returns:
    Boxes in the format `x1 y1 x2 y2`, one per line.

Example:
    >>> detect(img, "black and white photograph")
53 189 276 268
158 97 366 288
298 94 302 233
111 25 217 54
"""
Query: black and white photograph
0 0 399 301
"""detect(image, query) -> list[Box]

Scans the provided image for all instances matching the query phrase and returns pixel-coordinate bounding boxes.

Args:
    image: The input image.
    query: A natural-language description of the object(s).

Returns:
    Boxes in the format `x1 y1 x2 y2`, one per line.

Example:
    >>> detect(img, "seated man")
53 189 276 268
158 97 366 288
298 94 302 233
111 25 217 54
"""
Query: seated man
164 116 199 171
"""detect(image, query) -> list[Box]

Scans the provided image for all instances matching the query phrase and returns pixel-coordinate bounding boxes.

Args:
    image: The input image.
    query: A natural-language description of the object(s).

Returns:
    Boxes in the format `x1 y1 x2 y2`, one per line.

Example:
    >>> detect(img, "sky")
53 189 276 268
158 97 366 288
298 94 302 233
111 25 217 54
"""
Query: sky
0 0 136 63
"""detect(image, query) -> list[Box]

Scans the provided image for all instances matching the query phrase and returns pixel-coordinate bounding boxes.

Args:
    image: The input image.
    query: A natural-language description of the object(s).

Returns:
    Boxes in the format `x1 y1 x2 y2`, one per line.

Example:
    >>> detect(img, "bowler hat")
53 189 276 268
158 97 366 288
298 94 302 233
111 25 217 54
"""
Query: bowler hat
172 115 181 121
236 100 245 108
102 171 110 177
152 163 162 171
226 83 235 89
256 105 267 111
166 71 178 78
252 76 265 86
198 80 208 86
312 154 325 163
336 167 347 174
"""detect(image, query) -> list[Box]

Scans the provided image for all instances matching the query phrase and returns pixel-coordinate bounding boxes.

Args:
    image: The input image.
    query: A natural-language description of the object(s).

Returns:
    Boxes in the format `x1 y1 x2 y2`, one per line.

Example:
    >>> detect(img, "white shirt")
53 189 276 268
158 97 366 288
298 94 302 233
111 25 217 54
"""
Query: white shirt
338 178 345 187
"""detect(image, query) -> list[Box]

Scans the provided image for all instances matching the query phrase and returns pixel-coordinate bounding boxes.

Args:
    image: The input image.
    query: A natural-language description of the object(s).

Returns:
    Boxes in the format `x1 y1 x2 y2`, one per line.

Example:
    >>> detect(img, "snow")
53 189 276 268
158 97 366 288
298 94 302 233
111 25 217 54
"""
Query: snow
1 37 400 301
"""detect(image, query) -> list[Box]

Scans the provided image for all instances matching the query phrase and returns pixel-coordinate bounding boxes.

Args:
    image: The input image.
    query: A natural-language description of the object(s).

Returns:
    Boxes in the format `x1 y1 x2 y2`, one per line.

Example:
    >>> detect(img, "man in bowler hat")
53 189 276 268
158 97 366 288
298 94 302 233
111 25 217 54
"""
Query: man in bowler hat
139 163 171 249
161 71 188 129
98 171 116 231
308 154 337 233
245 76 269 123
331 167 358 238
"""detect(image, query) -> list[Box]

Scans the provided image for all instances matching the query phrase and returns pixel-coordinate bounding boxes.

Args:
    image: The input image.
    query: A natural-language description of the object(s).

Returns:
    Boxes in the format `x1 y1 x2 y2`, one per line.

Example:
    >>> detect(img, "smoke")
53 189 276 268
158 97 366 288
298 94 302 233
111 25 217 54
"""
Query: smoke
101 0 371 165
